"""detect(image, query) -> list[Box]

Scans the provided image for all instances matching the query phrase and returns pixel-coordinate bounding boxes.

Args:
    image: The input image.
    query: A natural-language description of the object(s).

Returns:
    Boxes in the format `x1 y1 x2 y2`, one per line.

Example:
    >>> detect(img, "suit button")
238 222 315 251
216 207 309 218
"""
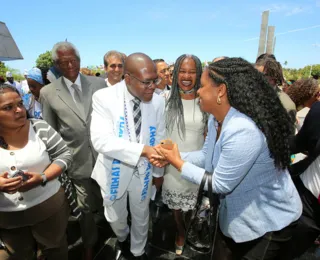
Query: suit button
10 152 15 156
11 166 16 171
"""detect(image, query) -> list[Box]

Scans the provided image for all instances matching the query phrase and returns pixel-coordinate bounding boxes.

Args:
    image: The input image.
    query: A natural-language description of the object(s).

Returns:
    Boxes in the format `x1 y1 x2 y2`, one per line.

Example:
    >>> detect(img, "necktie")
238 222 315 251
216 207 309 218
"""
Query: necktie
71 84 85 118
132 97 142 142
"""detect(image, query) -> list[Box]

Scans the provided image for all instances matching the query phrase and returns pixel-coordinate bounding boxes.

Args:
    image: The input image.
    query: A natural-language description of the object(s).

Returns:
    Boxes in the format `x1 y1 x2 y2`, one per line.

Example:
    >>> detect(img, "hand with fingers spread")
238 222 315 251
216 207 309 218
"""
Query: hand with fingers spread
0 172 23 194
19 172 43 192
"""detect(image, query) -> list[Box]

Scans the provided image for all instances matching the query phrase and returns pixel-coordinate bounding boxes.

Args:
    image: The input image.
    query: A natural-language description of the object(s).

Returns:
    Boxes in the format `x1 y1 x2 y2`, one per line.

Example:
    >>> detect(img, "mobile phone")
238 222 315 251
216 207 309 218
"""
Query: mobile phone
12 170 29 182
160 139 174 150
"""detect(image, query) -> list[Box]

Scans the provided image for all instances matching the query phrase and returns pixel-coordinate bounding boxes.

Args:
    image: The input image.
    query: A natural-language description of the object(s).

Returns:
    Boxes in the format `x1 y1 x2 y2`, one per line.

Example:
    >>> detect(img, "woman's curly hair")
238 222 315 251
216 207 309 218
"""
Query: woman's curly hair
256 58 284 87
207 58 293 170
286 78 319 109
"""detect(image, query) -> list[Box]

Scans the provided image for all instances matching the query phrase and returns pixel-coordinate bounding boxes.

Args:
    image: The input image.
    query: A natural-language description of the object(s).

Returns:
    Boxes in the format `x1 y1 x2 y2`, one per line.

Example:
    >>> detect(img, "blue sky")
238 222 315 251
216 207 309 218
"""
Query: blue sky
2 0 320 73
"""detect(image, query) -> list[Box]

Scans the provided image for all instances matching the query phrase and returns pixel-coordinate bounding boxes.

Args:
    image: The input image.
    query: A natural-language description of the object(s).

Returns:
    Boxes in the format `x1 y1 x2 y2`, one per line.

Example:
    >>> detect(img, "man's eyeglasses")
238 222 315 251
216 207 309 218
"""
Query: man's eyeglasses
58 59 78 68
109 64 123 69
128 74 162 88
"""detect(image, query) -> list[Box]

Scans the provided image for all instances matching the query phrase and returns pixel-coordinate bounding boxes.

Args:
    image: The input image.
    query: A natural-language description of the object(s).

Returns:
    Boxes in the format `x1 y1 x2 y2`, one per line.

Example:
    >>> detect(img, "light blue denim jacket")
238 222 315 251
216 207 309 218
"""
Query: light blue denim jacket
181 107 302 243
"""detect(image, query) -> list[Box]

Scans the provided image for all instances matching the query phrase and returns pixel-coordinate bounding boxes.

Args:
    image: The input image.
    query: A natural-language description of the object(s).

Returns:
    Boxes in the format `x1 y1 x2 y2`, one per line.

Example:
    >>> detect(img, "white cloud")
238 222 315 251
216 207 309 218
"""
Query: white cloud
260 3 310 16
286 7 304 16
267 3 287 12
244 24 320 41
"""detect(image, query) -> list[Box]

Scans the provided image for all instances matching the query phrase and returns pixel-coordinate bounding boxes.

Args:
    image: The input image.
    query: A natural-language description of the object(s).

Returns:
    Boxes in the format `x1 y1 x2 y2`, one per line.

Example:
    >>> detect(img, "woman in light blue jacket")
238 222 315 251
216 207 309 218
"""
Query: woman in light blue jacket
152 58 302 259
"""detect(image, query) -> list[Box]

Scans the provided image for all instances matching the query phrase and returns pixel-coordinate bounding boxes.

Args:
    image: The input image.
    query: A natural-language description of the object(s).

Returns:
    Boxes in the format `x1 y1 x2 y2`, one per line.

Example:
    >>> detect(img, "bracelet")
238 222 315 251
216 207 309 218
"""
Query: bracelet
178 161 185 172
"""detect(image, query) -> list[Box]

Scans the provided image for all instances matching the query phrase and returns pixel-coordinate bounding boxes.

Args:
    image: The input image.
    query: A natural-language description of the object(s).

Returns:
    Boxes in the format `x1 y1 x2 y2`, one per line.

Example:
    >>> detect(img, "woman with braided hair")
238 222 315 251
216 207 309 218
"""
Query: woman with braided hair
162 54 207 255
255 57 297 125
152 58 302 259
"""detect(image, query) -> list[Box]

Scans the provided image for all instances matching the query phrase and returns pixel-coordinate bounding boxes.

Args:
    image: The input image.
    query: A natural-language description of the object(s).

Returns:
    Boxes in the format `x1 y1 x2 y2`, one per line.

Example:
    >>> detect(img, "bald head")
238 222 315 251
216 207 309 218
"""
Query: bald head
124 53 156 76
124 53 158 102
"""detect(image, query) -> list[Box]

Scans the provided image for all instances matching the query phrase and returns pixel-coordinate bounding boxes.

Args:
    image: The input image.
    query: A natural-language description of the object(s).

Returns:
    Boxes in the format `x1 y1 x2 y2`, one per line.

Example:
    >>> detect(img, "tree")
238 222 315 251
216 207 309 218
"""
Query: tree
36 51 53 70
0 61 24 81
311 64 320 79
0 62 6 77
283 61 288 66
283 64 320 80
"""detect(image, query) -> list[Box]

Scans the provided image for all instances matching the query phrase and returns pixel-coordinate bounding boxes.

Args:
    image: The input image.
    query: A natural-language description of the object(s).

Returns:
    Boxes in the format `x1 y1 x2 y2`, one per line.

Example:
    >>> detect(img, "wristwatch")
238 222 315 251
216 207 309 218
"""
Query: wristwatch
40 173 48 186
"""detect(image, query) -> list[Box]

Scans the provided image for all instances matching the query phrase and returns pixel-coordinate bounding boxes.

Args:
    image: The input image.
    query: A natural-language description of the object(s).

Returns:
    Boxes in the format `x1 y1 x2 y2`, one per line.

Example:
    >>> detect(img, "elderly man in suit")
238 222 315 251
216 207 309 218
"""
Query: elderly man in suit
39 42 107 260
90 53 165 260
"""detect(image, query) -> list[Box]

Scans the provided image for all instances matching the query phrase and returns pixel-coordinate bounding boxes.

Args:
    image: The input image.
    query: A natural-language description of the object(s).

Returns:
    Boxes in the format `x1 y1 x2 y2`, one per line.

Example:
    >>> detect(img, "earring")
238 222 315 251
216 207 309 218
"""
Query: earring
217 96 222 105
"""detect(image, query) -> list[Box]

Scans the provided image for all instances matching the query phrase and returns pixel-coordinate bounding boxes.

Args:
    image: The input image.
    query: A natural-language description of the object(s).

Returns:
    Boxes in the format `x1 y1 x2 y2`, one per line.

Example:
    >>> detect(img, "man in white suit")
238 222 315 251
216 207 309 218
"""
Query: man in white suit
90 53 165 260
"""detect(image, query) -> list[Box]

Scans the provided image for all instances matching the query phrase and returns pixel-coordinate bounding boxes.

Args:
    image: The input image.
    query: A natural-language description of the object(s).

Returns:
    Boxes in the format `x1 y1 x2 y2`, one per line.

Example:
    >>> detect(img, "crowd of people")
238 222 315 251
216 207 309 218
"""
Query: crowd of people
0 41 319 260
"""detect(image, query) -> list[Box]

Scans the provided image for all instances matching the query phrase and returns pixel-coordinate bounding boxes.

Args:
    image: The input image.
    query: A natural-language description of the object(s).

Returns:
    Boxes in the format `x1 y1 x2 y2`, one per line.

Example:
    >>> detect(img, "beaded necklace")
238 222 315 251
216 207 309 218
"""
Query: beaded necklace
179 87 195 94
123 94 135 143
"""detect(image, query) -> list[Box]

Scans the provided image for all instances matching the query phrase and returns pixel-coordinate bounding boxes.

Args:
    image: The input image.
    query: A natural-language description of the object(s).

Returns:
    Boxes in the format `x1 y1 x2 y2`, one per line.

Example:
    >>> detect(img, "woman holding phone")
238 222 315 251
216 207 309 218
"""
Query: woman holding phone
0 83 72 260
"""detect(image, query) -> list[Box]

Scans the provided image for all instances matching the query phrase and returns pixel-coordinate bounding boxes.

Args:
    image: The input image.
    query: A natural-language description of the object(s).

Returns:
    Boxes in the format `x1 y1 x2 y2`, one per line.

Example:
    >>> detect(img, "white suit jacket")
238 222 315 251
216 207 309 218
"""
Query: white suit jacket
90 81 165 206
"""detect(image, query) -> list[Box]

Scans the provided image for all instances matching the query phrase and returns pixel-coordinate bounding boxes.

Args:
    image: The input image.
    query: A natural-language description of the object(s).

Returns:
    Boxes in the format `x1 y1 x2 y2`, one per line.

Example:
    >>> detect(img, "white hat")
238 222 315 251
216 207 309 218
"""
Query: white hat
6 71 12 77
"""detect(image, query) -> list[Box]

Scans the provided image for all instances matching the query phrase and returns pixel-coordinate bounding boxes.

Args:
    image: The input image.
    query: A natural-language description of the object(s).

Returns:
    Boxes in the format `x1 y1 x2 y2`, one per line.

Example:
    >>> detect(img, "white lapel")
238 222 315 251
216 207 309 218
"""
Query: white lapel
123 85 138 143
140 100 156 146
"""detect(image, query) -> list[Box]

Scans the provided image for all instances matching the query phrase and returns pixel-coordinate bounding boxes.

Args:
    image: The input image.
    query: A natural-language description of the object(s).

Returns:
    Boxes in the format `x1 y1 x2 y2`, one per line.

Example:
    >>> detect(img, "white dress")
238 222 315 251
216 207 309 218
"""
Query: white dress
162 98 205 211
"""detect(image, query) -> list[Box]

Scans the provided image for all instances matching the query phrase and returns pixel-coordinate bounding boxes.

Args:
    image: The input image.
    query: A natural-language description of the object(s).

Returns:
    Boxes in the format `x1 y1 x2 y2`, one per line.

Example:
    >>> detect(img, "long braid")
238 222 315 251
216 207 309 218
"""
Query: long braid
166 54 206 138
208 58 292 170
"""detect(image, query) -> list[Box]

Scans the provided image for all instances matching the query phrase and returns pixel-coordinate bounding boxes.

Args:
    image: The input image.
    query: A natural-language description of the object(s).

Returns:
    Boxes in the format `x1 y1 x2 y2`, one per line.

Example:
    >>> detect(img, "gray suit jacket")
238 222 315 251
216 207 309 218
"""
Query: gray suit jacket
39 74 107 179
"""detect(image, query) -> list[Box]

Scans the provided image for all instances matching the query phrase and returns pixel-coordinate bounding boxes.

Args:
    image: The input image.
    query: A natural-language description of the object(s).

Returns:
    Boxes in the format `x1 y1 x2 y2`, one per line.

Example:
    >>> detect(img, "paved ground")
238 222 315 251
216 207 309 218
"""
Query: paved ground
67 205 320 260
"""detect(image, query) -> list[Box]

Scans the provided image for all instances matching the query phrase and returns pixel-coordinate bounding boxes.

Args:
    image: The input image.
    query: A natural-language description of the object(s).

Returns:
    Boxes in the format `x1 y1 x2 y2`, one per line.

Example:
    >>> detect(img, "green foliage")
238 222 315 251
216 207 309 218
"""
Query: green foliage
36 51 53 70
201 61 211 68
283 64 320 81
0 62 24 81
311 64 320 78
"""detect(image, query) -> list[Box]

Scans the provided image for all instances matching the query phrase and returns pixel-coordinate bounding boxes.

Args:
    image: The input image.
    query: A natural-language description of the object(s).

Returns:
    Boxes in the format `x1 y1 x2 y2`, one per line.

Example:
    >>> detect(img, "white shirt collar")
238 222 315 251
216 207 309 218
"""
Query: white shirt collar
124 83 135 102
63 74 82 91
105 78 111 87
106 78 123 88
106 78 112 88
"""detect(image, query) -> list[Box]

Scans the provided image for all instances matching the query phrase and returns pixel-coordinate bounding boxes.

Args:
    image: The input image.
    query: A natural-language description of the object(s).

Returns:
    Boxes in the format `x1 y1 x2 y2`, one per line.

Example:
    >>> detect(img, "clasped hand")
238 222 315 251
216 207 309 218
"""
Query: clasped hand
0 172 43 194
149 143 183 170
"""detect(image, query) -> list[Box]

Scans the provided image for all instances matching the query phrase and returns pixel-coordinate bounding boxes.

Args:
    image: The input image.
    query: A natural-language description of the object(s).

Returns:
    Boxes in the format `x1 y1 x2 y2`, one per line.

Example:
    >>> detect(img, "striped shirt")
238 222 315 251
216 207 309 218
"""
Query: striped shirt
30 119 81 218
30 119 72 171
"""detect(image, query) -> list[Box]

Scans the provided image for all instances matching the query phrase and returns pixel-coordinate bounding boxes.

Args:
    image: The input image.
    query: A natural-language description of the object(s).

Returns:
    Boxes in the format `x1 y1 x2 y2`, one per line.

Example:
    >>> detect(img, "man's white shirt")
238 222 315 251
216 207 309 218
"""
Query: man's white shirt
63 74 82 104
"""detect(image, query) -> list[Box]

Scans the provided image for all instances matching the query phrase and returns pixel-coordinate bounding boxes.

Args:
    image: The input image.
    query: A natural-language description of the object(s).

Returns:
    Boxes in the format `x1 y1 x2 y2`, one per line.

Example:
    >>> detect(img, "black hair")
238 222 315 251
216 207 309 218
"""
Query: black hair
208 58 293 170
256 53 276 63
153 59 165 65
212 56 229 63
166 54 207 138
256 58 284 87
0 83 21 96
0 84 26 149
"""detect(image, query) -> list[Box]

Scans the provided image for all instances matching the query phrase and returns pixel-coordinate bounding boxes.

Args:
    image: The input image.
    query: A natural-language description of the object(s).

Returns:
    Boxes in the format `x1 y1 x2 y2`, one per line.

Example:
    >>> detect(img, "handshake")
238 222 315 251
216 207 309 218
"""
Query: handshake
142 139 182 169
